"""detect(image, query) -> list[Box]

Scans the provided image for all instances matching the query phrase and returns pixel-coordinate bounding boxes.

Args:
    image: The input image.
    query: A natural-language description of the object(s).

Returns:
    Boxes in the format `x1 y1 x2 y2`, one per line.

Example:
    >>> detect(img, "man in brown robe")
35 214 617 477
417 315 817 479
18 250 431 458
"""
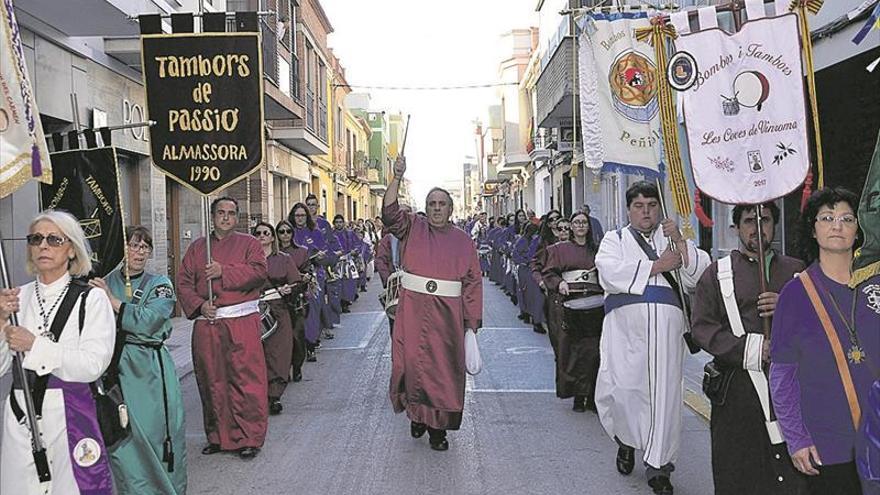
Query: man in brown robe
177 197 269 460
383 156 482 451
691 203 807 494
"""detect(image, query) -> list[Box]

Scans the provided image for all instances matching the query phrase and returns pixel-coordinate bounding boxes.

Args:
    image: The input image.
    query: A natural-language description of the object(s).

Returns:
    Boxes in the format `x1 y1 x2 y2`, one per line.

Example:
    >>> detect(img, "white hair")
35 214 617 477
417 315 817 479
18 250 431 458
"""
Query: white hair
27 210 93 277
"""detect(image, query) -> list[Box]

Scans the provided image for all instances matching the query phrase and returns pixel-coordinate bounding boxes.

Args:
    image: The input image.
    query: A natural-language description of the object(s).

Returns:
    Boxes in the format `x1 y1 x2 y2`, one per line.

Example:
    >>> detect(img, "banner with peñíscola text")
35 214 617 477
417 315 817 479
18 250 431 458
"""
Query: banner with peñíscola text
677 13 809 204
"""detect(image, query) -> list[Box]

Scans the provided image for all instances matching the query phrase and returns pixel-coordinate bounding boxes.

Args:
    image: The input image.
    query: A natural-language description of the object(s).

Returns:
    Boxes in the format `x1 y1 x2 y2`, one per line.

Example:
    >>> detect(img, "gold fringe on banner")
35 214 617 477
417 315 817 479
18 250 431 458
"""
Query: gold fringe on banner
791 0 826 188
635 19 695 239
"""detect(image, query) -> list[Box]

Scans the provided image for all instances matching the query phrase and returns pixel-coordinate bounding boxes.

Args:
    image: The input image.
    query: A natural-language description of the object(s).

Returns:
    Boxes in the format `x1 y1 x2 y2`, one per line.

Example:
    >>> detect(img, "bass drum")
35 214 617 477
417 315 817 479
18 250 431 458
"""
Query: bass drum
259 301 279 341
562 293 604 337
382 271 402 319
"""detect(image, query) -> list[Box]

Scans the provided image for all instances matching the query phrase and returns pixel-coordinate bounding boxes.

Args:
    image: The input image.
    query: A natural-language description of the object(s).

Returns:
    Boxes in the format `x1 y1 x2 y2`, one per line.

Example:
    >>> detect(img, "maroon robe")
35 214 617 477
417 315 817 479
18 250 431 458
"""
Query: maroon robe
383 200 483 430
375 233 394 287
177 231 269 450
262 251 302 399
281 245 310 375
542 240 602 400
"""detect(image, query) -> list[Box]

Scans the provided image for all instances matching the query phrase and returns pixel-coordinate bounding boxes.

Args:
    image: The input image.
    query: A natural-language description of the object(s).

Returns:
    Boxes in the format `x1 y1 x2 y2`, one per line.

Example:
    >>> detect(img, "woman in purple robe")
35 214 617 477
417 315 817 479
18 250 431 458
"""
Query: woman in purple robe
289 203 337 362
542 211 602 412
770 187 880 494
513 223 540 325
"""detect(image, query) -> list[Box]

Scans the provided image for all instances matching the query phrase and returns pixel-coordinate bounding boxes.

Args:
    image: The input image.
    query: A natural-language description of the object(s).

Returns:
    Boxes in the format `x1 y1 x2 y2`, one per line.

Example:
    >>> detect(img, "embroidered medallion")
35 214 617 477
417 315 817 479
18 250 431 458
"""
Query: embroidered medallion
848 345 866 365
864 284 880 315
74 437 101 467
425 281 438 294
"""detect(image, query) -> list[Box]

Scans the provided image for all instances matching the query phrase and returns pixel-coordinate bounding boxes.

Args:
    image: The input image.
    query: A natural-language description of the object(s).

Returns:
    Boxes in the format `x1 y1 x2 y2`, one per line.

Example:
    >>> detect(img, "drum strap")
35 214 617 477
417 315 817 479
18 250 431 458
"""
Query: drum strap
717 256 783 444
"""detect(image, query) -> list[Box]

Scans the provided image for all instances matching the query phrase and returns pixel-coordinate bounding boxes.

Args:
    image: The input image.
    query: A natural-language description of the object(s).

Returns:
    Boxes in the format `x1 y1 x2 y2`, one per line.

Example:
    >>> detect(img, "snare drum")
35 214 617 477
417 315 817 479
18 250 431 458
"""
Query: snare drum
259 301 279 341
326 262 342 282
562 269 599 294
346 257 360 279
383 271 402 318
562 293 605 336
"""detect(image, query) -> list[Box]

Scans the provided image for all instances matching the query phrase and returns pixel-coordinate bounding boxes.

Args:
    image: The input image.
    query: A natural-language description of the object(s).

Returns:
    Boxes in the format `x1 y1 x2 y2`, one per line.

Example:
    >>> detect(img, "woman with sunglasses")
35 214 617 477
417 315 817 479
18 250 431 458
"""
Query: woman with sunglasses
0 210 116 494
276 220 310 383
770 187 879 494
542 211 602 413
288 203 337 362
87 225 188 493
253 222 304 415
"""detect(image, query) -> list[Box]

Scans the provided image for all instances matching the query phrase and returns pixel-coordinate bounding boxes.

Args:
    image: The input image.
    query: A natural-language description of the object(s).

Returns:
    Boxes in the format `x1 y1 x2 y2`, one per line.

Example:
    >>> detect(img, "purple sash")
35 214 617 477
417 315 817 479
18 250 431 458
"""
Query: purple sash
48 376 113 494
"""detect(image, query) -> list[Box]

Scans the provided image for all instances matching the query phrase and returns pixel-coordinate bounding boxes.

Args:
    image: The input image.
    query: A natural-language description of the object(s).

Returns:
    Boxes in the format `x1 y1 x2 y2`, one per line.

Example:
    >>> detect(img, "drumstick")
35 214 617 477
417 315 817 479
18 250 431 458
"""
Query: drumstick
399 114 411 157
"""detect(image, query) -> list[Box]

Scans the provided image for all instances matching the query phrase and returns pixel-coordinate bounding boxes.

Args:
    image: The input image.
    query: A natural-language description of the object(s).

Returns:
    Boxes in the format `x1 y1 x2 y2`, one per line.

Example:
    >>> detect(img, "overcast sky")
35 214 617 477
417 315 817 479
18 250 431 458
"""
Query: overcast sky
320 0 538 206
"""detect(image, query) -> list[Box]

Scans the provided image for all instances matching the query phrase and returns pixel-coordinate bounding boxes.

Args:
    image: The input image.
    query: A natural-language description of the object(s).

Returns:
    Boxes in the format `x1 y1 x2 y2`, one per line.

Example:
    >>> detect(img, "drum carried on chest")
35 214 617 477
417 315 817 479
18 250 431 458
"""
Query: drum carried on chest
380 271 402 319
259 300 279 341
562 268 599 294
562 293 604 336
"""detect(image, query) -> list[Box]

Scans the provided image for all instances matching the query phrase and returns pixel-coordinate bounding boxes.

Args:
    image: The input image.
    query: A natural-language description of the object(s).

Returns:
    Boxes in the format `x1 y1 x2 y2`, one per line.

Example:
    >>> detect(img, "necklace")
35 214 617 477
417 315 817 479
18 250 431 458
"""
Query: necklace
826 286 863 364
34 279 71 342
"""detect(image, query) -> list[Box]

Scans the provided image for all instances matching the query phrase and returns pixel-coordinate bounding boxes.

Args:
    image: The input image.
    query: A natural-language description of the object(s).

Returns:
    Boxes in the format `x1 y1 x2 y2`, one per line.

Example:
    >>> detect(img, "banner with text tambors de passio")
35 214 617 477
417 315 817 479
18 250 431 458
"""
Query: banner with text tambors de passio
140 32 265 195
676 14 809 204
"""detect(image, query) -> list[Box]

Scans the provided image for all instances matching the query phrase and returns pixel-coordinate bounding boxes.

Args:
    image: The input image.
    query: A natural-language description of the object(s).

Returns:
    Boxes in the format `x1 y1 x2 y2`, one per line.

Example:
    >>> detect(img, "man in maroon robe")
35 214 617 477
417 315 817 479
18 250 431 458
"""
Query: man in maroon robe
383 156 482 451
177 197 269 459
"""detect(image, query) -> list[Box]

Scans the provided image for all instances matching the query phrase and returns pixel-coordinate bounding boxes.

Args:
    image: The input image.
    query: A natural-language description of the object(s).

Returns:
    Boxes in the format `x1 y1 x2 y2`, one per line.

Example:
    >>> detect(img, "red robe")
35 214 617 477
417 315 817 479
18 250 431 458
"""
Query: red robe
177 231 269 450
262 251 302 399
383 201 482 430
374 233 394 287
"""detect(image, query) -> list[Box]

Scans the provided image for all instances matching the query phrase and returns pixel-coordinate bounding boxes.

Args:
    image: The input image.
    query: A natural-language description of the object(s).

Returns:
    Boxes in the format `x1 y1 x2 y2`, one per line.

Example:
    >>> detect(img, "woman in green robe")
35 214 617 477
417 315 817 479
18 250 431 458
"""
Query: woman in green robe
89 226 187 494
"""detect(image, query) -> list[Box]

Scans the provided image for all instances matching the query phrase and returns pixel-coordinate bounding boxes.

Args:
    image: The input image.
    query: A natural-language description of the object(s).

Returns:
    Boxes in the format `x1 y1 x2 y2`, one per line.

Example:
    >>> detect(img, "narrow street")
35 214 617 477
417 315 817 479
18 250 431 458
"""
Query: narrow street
180 276 714 494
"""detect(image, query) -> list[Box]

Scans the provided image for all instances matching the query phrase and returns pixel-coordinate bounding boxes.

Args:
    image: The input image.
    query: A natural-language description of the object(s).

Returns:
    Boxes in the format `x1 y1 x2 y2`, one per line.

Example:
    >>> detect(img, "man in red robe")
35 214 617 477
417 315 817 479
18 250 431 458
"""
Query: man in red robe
177 197 269 460
383 156 482 451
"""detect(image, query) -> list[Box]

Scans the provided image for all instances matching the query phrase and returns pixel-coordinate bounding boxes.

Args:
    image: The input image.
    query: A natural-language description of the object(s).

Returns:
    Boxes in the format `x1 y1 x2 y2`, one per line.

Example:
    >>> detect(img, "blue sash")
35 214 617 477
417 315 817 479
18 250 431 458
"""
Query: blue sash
604 286 681 313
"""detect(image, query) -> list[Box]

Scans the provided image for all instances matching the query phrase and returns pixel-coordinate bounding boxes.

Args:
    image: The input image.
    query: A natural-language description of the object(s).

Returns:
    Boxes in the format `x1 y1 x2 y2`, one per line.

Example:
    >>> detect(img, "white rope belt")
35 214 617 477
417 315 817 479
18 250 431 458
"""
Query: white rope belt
400 271 462 298
261 289 283 302
196 300 260 320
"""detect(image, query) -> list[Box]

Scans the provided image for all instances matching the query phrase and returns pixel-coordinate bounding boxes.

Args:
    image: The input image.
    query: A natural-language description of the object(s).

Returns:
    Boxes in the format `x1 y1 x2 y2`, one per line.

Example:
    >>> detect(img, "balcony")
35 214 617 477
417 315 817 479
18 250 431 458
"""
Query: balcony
347 151 369 182
536 36 577 129
15 0 139 37
528 134 551 161
270 119 329 156
261 18 302 120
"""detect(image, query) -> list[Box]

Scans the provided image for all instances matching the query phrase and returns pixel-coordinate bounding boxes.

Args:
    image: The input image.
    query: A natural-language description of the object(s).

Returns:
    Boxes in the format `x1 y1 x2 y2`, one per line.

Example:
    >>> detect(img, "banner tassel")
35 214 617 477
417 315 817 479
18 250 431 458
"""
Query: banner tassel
30 143 42 177
694 189 714 228
800 170 814 212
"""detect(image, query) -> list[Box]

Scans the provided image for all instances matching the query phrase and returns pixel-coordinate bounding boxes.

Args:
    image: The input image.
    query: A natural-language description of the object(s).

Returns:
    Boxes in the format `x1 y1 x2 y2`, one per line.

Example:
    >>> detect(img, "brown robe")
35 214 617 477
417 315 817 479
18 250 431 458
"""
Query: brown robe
383 200 483 430
691 250 808 495
262 251 301 399
542 240 602 400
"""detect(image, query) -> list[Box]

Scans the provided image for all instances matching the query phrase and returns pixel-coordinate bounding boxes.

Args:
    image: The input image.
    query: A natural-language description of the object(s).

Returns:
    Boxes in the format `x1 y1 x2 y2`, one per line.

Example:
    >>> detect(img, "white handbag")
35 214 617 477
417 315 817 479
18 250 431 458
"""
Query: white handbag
465 329 482 375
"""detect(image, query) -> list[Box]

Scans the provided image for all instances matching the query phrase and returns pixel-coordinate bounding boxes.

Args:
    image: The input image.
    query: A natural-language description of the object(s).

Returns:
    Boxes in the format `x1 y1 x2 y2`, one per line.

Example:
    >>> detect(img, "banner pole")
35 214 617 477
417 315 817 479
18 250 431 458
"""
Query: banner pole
0 232 51 483
655 177 692 332
755 203 772 339
203 196 214 307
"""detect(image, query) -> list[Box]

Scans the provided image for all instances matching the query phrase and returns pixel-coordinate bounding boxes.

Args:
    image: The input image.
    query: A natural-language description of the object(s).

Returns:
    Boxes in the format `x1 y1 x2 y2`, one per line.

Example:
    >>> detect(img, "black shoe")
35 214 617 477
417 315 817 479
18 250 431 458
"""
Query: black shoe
585 396 597 413
269 399 283 415
518 313 526 320
428 428 448 451
306 350 317 362
648 475 673 495
410 421 427 438
292 370 303 382
616 445 635 475
359 287 367 292
533 324 547 334
342 307 351 313
572 396 587 413
201 444 221 455
238 447 260 460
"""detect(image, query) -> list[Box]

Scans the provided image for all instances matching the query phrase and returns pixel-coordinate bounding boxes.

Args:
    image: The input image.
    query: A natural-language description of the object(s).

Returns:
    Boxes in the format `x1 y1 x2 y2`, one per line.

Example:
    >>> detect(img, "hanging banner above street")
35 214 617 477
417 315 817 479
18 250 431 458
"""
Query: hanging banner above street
578 13 664 178
41 147 124 277
140 32 265 195
677 14 809 204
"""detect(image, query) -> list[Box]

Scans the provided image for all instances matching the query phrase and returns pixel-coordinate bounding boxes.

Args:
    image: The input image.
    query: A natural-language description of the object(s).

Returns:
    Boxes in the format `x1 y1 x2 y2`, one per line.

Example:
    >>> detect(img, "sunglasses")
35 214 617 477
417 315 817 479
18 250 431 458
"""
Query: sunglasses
26 233 68 247
277 229 292 234
254 230 273 237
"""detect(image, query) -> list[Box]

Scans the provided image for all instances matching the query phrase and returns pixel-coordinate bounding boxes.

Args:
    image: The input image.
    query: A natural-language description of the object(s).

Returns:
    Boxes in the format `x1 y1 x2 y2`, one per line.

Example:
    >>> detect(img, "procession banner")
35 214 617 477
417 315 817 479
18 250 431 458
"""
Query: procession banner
41 147 124 277
852 128 880 287
578 12 664 177
676 14 810 204
140 31 264 195
0 0 51 198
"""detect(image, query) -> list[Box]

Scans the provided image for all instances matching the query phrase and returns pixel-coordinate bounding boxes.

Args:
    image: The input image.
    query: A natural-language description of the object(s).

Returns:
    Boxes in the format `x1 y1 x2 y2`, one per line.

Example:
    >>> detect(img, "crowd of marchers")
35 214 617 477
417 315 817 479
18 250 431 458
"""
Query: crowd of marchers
0 194 385 495
463 183 880 495
1 173 880 495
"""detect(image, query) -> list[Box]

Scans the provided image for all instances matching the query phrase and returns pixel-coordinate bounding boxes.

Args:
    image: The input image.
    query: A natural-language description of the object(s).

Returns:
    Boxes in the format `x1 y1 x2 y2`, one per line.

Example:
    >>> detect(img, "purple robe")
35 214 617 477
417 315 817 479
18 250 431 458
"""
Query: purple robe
383 201 482 430
293 226 336 343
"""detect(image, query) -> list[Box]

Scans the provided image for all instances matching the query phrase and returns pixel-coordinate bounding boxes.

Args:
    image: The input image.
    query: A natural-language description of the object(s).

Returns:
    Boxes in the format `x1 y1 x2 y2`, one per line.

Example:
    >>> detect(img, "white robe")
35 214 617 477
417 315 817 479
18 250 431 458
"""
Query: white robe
0 273 115 495
594 225 709 469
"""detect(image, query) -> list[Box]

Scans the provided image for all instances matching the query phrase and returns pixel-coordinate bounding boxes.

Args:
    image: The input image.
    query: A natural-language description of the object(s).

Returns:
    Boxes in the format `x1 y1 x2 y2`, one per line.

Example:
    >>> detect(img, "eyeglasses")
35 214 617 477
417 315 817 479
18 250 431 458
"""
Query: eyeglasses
127 242 152 253
254 230 273 237
277 229 292 235
26 233 68 247
571 221 589 227
816 214 857 226
293 213 308 218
